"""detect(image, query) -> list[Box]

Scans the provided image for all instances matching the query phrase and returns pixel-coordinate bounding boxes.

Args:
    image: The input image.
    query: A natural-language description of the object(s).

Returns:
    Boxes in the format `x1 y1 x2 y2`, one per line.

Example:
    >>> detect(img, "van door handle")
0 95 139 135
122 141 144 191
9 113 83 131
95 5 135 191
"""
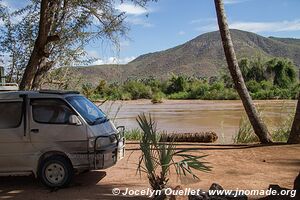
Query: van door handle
31 129 39 133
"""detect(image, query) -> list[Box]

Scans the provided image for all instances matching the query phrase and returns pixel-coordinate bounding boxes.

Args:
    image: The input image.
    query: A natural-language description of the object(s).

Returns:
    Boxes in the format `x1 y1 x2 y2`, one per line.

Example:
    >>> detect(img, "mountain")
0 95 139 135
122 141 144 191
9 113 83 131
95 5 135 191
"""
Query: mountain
73 29 300 85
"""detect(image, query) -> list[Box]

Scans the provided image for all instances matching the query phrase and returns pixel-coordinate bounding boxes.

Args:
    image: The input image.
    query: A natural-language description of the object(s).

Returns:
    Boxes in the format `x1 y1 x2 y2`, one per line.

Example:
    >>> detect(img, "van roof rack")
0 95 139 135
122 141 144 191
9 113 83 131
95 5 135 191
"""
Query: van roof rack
39 90 80 95
0 83 19 91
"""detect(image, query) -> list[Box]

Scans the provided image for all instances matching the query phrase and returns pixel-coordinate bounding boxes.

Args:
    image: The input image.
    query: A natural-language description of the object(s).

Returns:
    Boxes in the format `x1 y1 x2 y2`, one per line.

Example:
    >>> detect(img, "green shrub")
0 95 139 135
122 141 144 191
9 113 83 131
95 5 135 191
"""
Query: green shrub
260 80 273 90
234 105 295 143
104 86 122 100
221 88 239 100
168 91 189 99
233 115 259 144
81 83 95 99
189 81 210 99
90 93 101 101
272 112 294 142
121 92 132 100
95 79 107 95
246 80 261 93
151 92 164 104
210 81 225 91
166 75 188 94
290 83 300 99
252 89 275 100
125 128 143 140
123 80 152 100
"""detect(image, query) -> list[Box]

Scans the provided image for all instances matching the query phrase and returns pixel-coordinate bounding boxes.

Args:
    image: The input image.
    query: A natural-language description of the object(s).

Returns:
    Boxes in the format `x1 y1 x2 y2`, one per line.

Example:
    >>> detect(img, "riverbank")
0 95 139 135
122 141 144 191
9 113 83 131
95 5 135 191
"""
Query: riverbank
1 143 299 199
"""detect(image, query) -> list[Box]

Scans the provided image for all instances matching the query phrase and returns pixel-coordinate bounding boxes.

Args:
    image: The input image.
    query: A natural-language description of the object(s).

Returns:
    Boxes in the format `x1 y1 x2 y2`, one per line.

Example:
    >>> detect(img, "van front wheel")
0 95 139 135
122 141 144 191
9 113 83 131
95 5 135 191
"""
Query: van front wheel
39 155 73 188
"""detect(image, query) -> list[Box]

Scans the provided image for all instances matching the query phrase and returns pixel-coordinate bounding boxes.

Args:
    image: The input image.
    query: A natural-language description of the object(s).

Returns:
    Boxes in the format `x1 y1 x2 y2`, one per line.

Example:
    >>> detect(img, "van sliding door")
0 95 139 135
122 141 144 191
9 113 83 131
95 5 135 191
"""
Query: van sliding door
0 99 31 172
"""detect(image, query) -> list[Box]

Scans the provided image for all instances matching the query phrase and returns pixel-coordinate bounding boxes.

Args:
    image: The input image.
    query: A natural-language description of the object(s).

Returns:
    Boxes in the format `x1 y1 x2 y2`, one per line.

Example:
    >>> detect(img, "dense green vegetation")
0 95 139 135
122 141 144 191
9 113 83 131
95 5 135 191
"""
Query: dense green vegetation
82 57 299 101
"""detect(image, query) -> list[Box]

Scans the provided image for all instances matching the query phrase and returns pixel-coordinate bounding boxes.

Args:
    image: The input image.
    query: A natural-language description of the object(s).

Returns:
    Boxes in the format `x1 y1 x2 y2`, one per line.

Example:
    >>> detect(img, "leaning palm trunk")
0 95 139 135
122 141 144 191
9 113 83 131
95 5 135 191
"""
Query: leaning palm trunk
288 94 300 144
214 0 272 143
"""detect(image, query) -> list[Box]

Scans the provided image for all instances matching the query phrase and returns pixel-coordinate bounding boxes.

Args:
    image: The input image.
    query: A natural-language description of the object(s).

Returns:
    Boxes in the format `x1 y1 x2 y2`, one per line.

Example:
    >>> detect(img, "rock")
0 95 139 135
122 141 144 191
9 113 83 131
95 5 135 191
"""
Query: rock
188 193 209 200
258 184 291 200
189 183 247 200
169 185 189 200
209 183 224 191
294 172 300 199
294 172 300 190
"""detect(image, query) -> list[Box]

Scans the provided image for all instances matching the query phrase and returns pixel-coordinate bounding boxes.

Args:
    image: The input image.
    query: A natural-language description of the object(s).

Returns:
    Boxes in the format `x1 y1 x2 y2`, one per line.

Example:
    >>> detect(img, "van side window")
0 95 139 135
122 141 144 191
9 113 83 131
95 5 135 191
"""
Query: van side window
32 99 74 124
0 102 23 129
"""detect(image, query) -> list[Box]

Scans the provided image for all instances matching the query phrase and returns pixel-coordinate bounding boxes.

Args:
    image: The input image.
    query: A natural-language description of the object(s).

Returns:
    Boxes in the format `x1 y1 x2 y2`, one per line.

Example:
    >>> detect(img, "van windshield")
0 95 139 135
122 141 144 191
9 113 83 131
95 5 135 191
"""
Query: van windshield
66 96 107 125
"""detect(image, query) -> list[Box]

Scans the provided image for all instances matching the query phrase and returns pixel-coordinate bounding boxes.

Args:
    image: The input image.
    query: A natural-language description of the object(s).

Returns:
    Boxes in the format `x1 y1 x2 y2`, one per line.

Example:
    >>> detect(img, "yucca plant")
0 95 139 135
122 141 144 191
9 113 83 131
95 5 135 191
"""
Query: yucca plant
136 113 212 194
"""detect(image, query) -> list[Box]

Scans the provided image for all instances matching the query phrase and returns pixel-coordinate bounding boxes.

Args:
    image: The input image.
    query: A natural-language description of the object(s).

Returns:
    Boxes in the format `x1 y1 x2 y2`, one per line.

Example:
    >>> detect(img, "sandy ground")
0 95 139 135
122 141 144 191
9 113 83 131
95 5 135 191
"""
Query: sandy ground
0 143 299 200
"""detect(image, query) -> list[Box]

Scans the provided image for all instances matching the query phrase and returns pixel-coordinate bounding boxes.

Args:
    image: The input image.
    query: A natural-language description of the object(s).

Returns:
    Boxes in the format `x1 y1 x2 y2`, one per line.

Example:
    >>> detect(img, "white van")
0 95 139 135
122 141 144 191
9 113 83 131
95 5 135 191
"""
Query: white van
0 90 125 188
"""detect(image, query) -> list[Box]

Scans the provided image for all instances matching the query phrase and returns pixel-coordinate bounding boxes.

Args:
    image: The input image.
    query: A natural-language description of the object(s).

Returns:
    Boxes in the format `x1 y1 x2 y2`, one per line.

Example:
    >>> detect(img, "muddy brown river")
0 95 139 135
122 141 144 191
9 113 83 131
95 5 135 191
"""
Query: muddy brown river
100 100 297 143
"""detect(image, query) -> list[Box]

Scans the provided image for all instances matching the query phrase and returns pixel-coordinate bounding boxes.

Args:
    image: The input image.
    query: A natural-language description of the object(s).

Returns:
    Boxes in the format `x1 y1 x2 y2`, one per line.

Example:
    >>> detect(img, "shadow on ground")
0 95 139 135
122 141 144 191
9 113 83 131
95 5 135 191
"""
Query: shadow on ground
0 171 149 200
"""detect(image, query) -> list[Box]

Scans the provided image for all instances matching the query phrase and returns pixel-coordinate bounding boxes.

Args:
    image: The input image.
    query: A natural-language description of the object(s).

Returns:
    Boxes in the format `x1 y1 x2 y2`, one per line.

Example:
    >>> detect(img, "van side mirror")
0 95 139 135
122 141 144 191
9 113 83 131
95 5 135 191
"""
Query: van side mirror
69 115 82 126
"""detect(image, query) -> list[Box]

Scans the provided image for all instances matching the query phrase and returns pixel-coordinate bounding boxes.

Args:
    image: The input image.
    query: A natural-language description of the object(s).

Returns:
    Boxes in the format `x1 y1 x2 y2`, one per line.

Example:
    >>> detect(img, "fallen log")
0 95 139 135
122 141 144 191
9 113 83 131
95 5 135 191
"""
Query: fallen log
160 131 218 143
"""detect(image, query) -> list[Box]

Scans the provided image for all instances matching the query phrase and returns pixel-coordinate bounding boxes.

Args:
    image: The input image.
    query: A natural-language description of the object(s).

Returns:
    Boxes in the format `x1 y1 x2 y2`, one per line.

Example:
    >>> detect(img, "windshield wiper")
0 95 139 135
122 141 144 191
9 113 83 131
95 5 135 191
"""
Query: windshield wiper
91 117 108 125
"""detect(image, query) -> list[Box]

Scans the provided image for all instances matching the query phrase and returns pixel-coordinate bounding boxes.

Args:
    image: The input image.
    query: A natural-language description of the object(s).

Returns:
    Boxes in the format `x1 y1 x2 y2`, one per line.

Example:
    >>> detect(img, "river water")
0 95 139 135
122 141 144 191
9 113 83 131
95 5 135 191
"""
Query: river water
100 100 297 143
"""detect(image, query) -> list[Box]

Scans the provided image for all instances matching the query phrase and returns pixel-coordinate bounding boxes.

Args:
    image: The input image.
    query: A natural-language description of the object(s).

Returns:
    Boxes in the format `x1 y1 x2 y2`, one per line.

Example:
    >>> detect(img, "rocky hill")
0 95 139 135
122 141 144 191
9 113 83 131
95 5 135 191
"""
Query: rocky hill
73 29 300 84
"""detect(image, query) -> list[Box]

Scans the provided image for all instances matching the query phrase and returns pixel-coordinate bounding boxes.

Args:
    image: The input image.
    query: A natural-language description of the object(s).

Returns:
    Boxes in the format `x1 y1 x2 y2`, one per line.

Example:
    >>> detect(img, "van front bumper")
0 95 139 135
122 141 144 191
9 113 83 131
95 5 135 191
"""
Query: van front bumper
92 127 125 169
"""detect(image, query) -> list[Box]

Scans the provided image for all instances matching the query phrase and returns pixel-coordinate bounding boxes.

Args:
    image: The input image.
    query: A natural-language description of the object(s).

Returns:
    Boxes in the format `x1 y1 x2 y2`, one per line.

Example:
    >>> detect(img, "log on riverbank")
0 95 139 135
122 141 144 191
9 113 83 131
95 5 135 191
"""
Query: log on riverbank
160 131 218 143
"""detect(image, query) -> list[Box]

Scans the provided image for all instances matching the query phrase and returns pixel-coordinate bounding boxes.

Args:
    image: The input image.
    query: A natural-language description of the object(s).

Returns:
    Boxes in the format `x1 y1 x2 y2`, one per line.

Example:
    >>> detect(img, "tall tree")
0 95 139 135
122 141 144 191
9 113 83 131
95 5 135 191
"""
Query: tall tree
19 0 58 90
0 0 153 90
214 0 273 143
288 94 300 144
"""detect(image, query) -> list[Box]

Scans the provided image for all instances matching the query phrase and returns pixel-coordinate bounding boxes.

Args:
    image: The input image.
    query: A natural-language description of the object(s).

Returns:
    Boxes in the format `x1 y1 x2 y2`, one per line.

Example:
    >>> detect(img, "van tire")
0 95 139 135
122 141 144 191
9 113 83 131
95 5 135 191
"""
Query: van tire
39 155 73 188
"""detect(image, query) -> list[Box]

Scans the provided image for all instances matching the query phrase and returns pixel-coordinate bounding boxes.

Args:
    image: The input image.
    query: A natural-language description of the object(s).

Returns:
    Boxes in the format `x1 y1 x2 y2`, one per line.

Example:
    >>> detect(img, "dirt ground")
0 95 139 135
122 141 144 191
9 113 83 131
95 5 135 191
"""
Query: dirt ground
0 143 299 200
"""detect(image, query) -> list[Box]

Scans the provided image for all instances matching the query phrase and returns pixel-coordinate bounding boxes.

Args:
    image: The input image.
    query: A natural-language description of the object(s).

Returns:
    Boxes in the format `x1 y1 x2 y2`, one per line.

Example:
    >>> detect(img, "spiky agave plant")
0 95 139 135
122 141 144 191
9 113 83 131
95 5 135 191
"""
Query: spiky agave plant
136 113 212 192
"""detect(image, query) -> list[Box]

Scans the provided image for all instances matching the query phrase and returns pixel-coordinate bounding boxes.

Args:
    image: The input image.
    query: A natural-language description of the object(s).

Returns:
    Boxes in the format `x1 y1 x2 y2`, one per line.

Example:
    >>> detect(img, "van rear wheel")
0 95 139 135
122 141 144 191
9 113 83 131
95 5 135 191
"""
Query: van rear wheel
39 155 73 188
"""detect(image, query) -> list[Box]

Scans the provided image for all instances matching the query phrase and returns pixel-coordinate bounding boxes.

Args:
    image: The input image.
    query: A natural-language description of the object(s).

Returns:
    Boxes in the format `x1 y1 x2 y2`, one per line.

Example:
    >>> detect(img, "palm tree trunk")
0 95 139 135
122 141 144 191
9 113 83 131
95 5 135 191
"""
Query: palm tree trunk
288 94 300 144
214 0 273 143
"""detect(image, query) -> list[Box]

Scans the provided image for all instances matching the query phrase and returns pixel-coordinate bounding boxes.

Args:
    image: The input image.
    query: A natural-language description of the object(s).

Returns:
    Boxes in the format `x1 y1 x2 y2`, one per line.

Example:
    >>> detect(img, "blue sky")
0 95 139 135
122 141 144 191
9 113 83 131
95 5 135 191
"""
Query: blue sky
3 0 300 65
93 0 300 65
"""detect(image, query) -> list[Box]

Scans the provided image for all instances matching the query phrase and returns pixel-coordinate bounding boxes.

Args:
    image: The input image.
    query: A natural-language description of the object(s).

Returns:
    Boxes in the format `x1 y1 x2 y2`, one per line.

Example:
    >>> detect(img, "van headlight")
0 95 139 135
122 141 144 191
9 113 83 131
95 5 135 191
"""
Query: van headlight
95 135 117 150
88 138 95 149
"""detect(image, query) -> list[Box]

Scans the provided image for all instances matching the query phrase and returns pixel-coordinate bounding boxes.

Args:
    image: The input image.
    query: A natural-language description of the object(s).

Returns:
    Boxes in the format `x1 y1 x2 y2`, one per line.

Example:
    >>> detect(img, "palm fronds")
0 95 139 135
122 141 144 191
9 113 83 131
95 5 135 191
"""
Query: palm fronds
136 113 212 191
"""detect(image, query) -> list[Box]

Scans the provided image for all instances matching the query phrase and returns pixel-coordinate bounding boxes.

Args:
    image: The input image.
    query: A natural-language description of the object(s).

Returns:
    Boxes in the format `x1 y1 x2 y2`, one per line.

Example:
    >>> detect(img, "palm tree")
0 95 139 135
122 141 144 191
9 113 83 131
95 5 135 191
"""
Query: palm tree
214 0 272 143
137 113 211 196
288 94 300 144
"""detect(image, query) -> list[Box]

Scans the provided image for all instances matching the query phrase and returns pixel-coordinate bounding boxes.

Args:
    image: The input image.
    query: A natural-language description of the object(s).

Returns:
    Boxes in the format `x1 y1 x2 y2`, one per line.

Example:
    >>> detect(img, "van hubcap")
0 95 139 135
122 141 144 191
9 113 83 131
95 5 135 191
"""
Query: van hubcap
45 163 65 184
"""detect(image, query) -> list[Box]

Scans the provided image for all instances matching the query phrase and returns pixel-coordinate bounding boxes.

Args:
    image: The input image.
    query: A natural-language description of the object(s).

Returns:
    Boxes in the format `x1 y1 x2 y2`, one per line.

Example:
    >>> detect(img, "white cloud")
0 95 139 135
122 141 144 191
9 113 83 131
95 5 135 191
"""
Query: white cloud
121 56 136 63
230 20 300 32
126 16 154 27
120 40 131 49
116 3 148 15
91 56 136 65
196 19 300 33
87 50 100 58
1 0 13 10
0 0 24 23
92 59 104 65
224 0 250 4
190 18 216 25
178 31 186 35
116 3 154 28
86 50 135 65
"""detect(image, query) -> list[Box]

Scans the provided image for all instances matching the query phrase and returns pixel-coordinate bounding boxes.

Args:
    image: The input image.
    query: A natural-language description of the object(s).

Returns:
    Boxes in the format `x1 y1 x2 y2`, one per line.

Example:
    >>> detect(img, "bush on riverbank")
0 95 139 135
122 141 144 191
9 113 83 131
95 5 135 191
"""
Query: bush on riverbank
234 104 295 143
82 57 299 101
125 128 143 140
